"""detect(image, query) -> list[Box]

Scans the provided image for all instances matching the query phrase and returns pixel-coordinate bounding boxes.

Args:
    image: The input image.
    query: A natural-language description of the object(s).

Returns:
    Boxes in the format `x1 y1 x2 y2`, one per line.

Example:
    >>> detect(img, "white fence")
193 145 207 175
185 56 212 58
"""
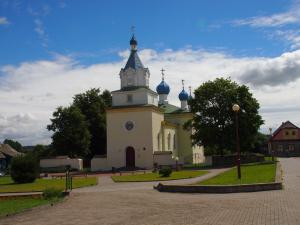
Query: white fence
40 157 83 171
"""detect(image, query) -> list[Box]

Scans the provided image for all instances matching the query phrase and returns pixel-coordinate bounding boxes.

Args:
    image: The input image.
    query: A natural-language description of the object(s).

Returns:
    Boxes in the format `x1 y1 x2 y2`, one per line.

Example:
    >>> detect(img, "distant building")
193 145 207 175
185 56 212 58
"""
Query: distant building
269 121 300 157
0 144 23 171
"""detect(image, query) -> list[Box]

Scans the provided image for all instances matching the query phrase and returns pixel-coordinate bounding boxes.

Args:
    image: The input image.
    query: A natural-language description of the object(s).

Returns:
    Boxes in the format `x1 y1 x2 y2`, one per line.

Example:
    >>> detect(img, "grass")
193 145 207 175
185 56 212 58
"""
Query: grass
0 176 97 193
0 197 62 217
112 170 208 182
198 162 276 185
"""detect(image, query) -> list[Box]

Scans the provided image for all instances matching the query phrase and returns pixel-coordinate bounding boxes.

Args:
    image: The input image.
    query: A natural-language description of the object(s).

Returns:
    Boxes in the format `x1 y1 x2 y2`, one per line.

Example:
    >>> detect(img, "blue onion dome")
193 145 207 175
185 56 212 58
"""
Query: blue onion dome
188 94 193 100
179 89 189 101
130 35 137 46
156 80 170 94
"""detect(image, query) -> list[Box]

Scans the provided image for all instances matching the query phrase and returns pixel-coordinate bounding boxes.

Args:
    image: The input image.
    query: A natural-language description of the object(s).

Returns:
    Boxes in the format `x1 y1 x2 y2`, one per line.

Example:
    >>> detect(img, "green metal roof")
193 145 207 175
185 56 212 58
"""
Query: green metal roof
159 103 189 114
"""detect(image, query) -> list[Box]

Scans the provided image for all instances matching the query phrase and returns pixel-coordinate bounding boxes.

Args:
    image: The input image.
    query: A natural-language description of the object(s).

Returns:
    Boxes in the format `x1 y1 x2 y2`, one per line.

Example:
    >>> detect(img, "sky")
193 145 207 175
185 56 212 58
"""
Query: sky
1 0 300 145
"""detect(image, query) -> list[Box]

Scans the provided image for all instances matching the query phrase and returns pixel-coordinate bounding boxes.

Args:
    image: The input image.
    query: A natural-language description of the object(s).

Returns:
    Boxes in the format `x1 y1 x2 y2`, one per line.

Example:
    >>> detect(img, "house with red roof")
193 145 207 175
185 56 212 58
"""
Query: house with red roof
269 121 300 157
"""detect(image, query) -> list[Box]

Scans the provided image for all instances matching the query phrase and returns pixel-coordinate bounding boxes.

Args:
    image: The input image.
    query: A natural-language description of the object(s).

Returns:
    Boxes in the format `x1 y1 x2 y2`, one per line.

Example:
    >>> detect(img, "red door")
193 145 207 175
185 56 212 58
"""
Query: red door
126 147 135 168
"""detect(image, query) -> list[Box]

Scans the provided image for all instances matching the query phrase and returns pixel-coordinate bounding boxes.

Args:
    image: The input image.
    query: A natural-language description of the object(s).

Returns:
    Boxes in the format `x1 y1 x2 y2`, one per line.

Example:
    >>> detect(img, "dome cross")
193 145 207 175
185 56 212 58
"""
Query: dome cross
161 68 165 80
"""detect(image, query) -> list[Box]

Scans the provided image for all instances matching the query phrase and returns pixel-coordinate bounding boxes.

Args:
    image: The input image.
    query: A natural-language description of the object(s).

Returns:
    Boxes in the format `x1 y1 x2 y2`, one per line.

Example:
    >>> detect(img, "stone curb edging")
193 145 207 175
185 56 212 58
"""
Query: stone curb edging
0 191 70 200
154 162 283 193
154 182 282 193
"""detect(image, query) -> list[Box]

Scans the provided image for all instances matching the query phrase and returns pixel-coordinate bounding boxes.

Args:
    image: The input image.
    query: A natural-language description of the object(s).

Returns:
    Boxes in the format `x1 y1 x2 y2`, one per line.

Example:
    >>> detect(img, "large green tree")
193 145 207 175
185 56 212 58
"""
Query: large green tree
3 139 23 152
73 88 111 157
47 106 91 158
188 78 264 155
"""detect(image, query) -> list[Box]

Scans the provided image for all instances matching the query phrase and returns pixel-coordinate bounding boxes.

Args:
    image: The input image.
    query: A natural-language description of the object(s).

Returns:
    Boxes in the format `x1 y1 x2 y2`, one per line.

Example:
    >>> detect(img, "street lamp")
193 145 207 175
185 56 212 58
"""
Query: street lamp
232 104 241 179
172 156 179 171
175 157 179 171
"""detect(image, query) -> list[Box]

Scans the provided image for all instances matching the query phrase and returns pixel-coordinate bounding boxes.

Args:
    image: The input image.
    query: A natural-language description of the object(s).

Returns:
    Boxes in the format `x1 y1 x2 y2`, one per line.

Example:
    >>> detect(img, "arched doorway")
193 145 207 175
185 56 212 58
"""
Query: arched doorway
126 146 135 168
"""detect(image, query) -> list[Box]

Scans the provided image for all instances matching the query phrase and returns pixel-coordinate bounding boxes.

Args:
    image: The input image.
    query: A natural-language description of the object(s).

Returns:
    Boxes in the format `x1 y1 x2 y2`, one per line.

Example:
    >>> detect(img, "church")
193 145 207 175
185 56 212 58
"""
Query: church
91 35 205 171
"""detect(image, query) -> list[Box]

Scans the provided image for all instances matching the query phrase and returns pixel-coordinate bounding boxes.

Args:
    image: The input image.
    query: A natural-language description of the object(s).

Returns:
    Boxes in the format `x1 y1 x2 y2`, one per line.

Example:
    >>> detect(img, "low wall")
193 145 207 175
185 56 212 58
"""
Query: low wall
40 158 83 171
154 182 282 193
153 153 174 166
91 157 110 171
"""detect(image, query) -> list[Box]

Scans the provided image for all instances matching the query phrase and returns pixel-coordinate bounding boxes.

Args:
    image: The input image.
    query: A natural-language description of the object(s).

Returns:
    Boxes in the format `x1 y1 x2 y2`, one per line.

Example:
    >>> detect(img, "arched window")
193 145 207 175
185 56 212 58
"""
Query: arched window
157 133 160 151
173 134 176 149
167 133 171 150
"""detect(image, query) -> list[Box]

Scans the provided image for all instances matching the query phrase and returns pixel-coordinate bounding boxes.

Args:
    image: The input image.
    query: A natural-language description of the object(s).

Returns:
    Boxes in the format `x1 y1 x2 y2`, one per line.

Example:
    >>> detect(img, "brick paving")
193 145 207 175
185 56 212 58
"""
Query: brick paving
1 158 300 225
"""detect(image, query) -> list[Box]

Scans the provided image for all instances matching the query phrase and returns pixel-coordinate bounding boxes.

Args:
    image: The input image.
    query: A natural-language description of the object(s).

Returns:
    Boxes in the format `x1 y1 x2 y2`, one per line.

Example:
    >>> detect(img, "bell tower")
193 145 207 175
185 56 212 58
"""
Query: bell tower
111 35 158 107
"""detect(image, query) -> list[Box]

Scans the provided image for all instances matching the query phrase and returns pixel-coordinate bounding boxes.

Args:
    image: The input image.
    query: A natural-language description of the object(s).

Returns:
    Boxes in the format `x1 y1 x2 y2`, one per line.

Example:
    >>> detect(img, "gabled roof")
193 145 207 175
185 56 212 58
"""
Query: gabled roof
124 50 144 70
0 144 23 157
0 152 5 159
271 121 300 139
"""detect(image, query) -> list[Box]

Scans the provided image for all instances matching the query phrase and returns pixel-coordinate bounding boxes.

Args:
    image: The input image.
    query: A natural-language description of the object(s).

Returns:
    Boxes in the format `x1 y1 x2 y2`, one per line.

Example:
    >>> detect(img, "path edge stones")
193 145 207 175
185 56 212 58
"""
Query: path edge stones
154 161 283 194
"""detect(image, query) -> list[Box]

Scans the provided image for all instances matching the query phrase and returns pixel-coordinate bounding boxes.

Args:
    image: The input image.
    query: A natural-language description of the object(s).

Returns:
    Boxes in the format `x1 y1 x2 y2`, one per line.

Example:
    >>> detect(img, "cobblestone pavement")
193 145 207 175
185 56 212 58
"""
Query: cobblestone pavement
1 158 300 225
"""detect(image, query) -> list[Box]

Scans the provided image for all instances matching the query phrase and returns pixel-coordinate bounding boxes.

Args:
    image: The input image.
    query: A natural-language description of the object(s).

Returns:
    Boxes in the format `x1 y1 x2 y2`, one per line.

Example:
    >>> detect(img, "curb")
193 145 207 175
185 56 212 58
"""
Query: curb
154 162 283 193
154 182 282 193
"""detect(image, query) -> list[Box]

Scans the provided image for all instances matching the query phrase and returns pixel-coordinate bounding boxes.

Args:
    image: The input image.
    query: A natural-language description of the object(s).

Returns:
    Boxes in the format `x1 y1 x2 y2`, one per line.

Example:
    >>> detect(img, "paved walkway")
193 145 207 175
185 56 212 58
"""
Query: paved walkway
1 158 300 225
74 168 229 193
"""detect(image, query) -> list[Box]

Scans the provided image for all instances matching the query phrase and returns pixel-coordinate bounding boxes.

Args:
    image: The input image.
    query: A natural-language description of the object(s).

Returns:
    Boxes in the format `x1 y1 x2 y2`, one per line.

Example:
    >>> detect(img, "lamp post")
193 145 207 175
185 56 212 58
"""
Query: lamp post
175 157 179 171
232 104 241 179
172 156 179 171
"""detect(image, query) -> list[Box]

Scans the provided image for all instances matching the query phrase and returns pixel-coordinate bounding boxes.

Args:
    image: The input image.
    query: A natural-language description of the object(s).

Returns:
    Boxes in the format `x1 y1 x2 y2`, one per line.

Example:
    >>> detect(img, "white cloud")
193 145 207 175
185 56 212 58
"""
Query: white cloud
274 30 300 49
0 17 10 25
232 3 300 27
1 48 300 145
34 19 48 47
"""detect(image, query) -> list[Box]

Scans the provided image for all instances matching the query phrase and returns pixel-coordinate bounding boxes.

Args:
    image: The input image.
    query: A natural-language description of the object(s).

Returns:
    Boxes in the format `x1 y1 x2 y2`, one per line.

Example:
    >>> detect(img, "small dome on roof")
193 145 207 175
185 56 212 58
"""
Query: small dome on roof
156 80 170 94
179 89 189 101
130 35 137 46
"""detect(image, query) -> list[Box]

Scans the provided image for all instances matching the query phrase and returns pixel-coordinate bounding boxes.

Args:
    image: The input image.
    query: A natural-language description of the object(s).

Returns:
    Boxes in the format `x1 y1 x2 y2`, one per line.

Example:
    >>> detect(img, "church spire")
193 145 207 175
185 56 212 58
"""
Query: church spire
130 26 137 51
124 32 144 70
130 35 137 51
119 30 150 89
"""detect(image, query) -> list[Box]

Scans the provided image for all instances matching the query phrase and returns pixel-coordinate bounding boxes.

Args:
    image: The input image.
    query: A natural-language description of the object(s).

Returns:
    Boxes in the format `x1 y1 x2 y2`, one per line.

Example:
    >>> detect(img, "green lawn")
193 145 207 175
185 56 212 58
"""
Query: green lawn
0 176 97 193
0 197 61 217
112 170 208 182
198 162 276 185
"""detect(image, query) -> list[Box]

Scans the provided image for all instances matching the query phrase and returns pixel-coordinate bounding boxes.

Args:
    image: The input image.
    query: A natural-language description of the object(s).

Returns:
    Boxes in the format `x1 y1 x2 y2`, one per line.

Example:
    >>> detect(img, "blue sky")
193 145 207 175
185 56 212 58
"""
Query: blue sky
0 0 296 66
1 0 300 145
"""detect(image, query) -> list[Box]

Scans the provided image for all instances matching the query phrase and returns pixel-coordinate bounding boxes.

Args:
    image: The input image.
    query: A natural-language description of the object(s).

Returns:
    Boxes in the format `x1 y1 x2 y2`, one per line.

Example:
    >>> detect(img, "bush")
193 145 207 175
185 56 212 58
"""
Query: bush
43 188 63 199
159 166 172 177
10 154 39 183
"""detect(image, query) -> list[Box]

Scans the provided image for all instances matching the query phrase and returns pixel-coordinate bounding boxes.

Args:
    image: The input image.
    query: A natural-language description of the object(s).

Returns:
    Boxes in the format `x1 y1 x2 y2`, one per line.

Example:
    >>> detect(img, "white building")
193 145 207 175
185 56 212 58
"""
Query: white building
91 35 204 171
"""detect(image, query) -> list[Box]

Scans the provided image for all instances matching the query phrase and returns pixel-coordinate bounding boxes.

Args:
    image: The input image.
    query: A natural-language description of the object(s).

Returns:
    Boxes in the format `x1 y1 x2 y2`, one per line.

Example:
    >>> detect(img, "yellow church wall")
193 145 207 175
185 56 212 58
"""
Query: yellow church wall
165 113 204 164
106 106 164 169
152 112 165 152
161 126 176 153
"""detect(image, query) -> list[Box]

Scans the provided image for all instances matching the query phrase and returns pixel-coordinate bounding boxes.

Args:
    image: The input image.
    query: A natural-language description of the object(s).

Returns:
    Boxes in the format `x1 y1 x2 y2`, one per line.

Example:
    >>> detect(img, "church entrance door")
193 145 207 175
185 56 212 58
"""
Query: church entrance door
126 147 135 168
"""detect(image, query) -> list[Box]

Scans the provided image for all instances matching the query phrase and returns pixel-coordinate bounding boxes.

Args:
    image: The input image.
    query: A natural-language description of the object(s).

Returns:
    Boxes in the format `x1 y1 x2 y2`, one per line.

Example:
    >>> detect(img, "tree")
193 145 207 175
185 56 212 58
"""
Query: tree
188 78 264 155
73 88 111 157
3 139 23 152
47 106 91 158
11 154 39 183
